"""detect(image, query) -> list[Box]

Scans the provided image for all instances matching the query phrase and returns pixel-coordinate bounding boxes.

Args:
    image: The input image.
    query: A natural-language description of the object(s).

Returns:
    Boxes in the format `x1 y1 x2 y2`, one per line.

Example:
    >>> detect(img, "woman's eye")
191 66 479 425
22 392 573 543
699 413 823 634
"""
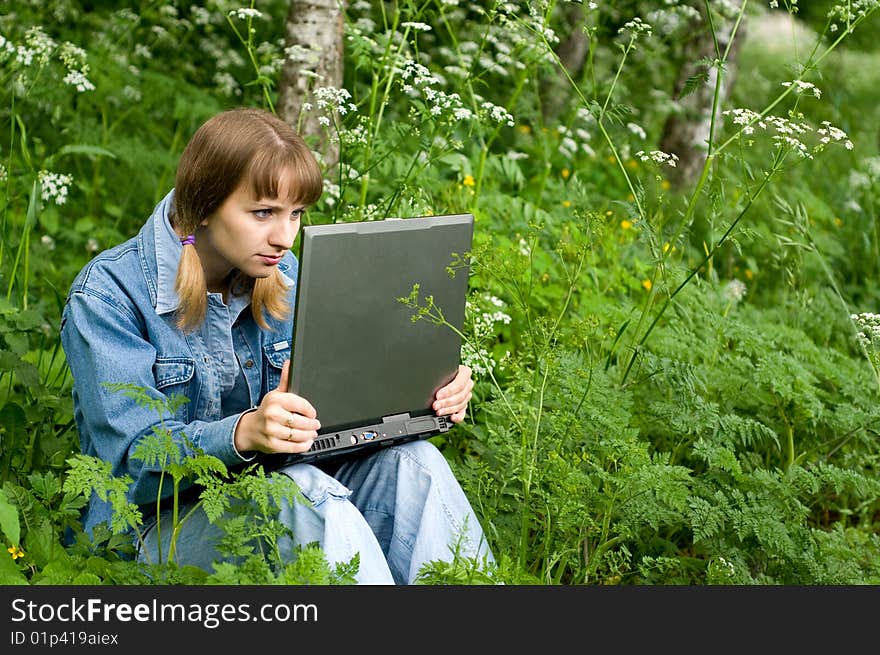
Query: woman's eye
253 209 272 219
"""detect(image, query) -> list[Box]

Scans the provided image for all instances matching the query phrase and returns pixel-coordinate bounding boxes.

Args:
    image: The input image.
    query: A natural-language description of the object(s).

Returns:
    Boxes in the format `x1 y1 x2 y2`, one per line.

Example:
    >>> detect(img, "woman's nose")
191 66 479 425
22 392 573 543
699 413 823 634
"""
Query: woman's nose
269 219 296 250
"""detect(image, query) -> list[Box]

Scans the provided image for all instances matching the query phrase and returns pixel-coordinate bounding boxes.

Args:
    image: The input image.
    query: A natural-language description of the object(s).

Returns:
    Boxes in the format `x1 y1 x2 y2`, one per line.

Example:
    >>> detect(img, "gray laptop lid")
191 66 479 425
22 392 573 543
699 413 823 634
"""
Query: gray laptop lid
288 214 473 435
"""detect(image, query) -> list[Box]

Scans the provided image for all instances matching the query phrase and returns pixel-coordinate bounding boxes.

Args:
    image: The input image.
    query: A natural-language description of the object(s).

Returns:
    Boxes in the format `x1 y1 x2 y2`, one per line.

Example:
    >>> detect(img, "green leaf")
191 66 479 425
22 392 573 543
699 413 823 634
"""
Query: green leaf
5 331 27 355
0 550 27 584
14 359 41 390
74 217 96 234
0 488 21 545
23 518 62 568
53 144 117 161
680 71 710 99
0 402 27 444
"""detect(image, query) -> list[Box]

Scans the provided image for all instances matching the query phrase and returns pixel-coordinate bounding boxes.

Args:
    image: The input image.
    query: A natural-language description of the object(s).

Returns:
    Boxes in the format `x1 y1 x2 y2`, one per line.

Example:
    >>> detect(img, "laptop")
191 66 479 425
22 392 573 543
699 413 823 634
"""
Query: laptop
264 213 474 467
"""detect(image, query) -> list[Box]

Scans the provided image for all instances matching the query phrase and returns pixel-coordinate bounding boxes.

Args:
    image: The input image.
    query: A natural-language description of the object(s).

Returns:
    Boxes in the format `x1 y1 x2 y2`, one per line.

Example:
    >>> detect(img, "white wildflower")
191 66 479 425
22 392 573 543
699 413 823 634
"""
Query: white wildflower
724 279 747 304
635 149 679 167
627 122 646 139
63 70 95 92
401 22 432 32
38 170 73 205
619 17 653 38
781 79 821 99
229 8 264 20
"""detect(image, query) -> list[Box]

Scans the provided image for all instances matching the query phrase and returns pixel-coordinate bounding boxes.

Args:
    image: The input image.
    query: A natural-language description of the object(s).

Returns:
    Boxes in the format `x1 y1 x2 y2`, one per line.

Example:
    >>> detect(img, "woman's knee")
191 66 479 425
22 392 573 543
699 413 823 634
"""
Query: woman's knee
275 461 353 507
394 439 456 479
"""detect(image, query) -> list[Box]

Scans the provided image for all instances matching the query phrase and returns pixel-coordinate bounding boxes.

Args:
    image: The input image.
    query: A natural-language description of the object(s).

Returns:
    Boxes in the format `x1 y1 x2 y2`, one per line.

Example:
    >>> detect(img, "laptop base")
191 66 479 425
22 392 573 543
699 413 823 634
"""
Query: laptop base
261 413 453 469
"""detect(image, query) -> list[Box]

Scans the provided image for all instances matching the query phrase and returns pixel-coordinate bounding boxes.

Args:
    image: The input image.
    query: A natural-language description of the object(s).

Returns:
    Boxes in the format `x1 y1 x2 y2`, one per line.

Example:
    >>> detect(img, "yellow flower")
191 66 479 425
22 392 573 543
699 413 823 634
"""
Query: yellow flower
605 210 613 216
462 175 475 187
621 219 633 230
561 168 570 179
516 124 531 134
641 279 652 291
663 242 675 253
744 269 754 280
8 545 24 560
834 217 843 226
606 155 616 164
626 159 639 169
562 200 572 208
661 180 671 190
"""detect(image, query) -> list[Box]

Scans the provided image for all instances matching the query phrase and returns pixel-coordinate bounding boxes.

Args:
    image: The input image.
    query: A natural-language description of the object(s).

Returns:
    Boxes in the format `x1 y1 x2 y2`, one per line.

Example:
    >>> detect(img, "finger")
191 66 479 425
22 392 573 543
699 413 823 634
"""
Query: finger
434 380 473 412
272 408 320 433
436 365 473 399
434 395 472 419
282 393 318 420
449 407 467 424
277 359 290 391
274 432 315 454
275 424 319 444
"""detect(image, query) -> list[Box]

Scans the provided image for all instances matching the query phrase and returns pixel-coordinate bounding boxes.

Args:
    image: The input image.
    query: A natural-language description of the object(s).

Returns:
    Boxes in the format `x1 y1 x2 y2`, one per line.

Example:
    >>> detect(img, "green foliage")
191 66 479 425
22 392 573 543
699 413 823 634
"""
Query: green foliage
2 0 880 585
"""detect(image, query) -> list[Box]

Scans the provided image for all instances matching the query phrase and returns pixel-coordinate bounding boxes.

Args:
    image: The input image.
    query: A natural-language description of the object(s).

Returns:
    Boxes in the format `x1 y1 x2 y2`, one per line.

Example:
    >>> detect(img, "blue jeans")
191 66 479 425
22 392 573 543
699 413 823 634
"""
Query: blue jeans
139 440 494 584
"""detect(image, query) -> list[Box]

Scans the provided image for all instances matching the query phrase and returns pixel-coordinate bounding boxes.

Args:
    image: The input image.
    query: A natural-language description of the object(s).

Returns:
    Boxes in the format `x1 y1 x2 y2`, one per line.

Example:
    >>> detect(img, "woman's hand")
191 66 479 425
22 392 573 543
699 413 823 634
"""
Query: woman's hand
433 364 473 424
234 360 320 454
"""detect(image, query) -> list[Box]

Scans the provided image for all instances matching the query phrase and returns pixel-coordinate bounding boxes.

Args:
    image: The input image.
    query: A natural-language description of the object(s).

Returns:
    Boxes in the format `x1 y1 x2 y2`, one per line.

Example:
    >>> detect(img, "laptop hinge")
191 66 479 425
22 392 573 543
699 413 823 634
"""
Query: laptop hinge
382 413 411 423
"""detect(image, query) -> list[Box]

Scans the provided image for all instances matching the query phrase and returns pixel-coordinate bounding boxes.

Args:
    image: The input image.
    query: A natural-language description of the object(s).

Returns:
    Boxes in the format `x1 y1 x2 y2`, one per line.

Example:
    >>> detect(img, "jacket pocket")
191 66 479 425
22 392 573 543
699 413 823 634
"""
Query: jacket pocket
154 356 196 420
263 339 290 392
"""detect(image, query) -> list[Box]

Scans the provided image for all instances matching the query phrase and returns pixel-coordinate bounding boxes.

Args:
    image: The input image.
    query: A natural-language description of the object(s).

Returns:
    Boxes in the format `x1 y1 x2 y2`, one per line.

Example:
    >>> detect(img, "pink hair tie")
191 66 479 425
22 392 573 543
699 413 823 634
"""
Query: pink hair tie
180 234 196 246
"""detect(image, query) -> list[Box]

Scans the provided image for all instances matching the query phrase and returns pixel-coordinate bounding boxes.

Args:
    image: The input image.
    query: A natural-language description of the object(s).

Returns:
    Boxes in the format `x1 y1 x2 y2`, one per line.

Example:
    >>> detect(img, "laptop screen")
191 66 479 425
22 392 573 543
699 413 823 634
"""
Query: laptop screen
287 214 473 433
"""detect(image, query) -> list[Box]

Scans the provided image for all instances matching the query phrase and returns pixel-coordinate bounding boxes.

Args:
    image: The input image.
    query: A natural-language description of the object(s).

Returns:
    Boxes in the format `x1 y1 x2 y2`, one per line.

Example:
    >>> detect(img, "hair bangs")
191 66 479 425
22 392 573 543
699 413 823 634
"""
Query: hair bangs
244 144 324 208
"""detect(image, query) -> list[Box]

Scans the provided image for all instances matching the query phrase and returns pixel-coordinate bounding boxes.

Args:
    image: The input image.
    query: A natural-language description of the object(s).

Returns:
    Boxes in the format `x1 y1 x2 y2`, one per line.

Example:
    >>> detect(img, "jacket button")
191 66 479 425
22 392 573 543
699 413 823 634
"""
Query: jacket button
244 359 254 368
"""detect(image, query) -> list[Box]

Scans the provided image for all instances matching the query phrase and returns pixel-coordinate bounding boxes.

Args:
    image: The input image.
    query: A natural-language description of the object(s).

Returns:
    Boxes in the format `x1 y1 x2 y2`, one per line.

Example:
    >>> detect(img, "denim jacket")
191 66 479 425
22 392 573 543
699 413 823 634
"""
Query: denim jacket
60 190 297 535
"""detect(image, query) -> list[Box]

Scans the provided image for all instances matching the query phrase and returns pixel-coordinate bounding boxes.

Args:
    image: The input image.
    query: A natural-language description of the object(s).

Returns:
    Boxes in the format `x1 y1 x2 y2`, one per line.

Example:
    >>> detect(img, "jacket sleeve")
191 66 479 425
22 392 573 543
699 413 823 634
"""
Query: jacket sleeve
60 287 254 508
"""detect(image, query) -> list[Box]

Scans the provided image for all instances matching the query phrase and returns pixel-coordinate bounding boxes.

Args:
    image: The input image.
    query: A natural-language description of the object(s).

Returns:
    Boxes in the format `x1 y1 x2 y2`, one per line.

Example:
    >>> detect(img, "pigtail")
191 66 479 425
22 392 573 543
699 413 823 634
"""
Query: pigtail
251 269 291 329
174 238 208 332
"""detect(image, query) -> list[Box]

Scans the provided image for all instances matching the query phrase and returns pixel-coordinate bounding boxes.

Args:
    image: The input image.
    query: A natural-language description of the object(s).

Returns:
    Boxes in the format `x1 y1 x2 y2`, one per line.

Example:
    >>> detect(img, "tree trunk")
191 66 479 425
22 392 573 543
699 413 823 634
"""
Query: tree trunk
659 14 745 190
540 3 589 122
277 0 344 170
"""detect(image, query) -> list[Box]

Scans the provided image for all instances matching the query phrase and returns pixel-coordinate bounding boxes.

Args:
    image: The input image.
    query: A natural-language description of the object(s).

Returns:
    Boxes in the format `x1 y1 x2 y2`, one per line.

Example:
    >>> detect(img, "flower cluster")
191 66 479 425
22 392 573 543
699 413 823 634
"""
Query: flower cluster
724 279 747 304
618 17 653 40
398 60 474 123
646 4 701 36
1 27 95 93
851 312 880 350
38 170 73 205
781 79 822 99
314 86 358 117
634 149 679 167
228 8 264 21
828 0 880 33
722 109 853 158
462 293 513 377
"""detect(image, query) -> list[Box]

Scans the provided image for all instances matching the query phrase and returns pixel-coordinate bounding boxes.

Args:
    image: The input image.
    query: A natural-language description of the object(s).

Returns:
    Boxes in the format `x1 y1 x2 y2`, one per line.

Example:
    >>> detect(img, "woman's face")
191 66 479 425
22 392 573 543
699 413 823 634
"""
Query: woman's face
195 168 305 291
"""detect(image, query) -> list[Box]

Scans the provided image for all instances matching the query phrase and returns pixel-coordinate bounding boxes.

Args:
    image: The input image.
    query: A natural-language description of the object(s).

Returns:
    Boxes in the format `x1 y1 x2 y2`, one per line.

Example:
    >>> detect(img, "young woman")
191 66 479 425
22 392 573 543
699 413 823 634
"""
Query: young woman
60 107 493 584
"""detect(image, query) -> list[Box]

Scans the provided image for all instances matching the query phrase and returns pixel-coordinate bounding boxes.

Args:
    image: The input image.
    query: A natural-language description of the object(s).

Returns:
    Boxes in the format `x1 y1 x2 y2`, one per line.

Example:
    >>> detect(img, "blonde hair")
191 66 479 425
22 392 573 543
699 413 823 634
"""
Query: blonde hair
171 108 323 332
